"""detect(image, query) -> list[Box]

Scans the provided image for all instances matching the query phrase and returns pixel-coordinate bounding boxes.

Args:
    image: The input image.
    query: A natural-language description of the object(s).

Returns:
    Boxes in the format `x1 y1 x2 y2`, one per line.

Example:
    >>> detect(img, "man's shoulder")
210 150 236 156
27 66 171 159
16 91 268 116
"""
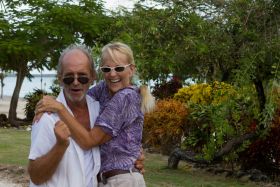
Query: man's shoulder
86 94 100 105
30 113 58 143
33 112 58 128
86 95 100 115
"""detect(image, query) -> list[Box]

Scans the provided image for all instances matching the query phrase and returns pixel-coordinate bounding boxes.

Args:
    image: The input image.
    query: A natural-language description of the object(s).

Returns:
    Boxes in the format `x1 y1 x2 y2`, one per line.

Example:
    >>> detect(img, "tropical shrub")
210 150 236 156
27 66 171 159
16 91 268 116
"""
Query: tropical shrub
24 79 60 121
176 82 259 161
174 81 237 105
49 78 60 96
241 126 280 177
185 100 255 161
143 99 188 155
0 114 8 127
240 102 280 177
152 76 182 100
24 89 49 121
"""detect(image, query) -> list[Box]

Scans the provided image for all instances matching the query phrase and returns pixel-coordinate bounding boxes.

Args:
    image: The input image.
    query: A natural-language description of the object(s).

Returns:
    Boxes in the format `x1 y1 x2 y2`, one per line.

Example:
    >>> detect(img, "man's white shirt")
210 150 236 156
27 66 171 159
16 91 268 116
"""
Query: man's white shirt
29 92 100 187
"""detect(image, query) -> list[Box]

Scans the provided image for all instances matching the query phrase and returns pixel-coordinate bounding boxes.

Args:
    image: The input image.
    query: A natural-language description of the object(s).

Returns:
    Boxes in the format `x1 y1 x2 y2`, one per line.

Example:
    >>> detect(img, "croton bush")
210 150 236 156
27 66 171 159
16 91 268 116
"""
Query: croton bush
177 82 259 160
174 81 237 105
145 81 259 161
145 80 280 176
143 99 188 155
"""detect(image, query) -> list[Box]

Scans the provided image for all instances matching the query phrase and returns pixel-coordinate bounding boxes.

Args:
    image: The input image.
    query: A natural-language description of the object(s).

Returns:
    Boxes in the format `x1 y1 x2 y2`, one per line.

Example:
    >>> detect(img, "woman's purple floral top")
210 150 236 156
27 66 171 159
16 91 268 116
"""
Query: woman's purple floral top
87 81 143 173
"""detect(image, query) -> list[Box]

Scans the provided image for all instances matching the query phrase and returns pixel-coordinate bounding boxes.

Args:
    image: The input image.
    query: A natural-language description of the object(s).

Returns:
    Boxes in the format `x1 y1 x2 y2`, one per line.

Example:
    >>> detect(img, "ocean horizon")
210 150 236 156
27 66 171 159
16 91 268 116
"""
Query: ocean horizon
6 74 56 77
1 75 56 98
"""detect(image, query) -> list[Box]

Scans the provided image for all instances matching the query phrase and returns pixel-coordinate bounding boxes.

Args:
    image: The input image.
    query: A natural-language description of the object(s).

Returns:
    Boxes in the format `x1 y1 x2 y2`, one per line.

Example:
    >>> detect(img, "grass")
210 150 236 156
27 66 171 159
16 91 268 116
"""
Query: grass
0 128 261 186
0 128 30 166
144 153 259 187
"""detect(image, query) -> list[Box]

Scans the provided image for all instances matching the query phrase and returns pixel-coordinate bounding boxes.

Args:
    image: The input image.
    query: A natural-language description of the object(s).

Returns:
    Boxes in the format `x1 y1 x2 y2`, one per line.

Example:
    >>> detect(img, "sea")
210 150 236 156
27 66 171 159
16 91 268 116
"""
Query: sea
1 73 158 99
1 74 56 98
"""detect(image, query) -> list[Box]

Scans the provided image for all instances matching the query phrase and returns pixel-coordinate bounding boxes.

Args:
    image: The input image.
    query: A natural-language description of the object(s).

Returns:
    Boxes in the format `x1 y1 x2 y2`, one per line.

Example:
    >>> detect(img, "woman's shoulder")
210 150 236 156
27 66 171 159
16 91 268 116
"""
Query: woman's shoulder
88 81 107 97
90 81 106 91
113 86 140 102
117 86 139 96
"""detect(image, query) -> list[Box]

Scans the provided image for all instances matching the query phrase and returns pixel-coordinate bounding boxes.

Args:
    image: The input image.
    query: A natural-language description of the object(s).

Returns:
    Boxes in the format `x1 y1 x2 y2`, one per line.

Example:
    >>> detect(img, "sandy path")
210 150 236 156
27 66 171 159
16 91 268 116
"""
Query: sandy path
0 181 22 187
0 165 29 187
0 96 26 119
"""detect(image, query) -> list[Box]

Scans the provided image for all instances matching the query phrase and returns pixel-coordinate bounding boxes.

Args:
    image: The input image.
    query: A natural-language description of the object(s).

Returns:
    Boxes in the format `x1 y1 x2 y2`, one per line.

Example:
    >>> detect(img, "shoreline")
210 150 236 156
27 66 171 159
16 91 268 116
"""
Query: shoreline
0 96 26 119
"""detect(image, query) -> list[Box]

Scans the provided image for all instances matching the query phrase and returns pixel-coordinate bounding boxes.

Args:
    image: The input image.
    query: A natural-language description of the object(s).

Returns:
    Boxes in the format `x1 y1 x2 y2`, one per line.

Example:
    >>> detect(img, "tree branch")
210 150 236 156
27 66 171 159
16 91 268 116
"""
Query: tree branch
168 132 257 169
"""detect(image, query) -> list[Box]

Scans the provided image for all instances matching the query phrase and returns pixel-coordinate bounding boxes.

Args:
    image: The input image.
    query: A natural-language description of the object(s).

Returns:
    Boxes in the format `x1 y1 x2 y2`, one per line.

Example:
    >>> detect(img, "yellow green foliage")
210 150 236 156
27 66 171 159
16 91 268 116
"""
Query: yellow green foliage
143 99 188 154
174 81 237 105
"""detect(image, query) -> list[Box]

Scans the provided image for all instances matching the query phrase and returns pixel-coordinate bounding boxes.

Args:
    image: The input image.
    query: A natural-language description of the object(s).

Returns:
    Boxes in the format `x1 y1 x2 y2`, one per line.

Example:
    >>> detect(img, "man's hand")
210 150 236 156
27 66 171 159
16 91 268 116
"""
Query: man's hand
54 120 71 147
28 120 71 185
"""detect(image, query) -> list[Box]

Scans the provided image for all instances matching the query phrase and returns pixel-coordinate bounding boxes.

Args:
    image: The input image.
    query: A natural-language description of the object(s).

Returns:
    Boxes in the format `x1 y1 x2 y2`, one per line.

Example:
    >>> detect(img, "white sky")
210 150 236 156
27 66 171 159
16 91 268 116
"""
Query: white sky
104 0 136 10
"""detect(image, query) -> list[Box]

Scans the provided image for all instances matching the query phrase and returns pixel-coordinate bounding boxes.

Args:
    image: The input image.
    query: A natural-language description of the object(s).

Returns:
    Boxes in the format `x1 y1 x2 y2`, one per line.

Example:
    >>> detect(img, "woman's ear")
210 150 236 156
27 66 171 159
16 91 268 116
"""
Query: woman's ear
130 64 136 74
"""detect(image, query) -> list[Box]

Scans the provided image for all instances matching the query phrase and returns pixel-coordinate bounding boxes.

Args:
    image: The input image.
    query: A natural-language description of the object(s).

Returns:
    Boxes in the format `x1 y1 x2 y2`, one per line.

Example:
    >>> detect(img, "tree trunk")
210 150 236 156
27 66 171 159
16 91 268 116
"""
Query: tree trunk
8 67 27 127
253 78 266 112
0 73 4 99
213 132 256 160
168 148 210 169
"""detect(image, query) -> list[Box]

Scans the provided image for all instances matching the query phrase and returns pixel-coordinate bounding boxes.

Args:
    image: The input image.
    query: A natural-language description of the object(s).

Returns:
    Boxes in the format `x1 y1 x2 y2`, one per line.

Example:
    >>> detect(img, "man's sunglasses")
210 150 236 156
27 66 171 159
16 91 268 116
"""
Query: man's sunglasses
62 76 90 85
100 64 132 73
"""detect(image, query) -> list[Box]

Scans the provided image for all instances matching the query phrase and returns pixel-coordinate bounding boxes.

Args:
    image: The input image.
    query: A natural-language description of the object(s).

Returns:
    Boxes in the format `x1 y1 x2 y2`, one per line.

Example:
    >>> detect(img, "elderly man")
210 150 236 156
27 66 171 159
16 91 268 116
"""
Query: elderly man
28 44 101 187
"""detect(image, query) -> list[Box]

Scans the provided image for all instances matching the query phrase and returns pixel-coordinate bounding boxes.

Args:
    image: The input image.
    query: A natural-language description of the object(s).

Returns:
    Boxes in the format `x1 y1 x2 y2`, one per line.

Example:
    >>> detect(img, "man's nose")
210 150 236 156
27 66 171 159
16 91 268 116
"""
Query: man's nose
73 77 80 85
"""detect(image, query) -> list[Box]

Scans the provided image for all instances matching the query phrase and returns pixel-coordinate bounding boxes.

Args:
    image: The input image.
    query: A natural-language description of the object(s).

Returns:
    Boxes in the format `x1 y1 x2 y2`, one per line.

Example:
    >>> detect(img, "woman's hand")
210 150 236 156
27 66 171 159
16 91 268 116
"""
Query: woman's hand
135 148 145 174
33 95 64 123
36 95 63 113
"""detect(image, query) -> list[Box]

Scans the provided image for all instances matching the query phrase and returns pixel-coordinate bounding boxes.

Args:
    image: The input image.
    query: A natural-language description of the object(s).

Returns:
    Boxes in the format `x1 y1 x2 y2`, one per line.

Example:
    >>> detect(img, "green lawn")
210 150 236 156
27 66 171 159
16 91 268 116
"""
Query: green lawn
0 128 261 187
0 128 30 165
144 152 259 187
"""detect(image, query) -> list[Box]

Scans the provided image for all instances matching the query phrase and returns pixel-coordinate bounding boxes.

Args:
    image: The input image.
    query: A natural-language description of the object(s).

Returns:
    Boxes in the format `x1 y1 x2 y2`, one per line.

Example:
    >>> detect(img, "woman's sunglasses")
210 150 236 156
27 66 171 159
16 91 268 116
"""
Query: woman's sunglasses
100 64 132 73
62 76 90 85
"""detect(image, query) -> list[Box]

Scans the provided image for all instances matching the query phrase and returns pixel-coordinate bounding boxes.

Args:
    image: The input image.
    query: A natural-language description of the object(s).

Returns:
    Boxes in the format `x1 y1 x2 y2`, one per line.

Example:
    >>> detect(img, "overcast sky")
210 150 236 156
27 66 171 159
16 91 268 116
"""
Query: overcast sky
104 0 136 10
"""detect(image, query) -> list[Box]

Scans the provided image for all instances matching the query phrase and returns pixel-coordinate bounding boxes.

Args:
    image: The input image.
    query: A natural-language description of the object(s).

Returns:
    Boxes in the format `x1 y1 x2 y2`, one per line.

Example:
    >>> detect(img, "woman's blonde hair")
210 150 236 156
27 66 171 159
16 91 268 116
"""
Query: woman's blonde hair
139 85 155 114
101 42 134 66
101 42 155 114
